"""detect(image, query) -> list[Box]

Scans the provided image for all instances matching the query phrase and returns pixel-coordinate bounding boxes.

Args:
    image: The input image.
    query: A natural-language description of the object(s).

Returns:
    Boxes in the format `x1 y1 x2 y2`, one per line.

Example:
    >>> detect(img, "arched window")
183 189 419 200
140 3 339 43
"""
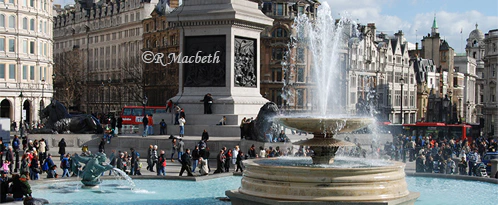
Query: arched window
30 19 34 30
272 28 288 38
8 16 15 28
473 40 478 47
23 17 28 30
0 15 4 27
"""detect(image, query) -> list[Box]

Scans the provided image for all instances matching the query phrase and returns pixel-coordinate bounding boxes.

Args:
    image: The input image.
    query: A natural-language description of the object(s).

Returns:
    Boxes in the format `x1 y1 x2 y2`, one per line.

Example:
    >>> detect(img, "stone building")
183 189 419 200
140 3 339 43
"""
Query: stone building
142 0 180 106
53 0 157 114
482 29 498 136
0 0 54 126
259 0 320 111
454 54 477 123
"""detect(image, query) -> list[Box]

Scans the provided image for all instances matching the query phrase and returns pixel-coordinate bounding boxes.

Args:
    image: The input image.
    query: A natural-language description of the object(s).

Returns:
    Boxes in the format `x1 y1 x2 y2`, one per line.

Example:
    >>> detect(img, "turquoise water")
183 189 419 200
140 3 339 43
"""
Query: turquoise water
31 176 497 205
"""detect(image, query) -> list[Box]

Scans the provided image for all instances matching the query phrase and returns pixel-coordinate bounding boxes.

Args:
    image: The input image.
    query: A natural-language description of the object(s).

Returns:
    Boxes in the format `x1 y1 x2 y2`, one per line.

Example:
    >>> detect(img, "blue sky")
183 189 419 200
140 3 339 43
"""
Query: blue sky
323 0 498 53
53 0 497 53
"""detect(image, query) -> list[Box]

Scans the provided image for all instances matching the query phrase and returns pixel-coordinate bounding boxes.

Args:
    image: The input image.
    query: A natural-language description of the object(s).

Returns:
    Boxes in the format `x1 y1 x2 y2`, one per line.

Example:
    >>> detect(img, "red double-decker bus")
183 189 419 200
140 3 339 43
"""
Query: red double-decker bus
120 106 166 126
402 122 473 142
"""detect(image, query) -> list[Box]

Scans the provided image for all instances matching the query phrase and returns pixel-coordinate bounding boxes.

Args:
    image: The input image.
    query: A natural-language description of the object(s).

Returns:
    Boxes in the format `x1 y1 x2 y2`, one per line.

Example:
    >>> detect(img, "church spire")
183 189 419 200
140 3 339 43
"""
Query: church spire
431 13 439 36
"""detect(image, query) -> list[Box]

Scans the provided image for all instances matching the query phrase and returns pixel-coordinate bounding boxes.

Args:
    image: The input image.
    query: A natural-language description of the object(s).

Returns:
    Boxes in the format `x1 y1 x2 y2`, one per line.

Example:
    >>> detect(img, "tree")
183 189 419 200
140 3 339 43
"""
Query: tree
53 48 84 110
120 56 144 105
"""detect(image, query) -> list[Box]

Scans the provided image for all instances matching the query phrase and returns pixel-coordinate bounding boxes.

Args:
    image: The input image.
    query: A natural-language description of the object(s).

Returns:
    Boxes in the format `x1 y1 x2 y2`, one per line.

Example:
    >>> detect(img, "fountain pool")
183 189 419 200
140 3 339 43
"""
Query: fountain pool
30 176 496 205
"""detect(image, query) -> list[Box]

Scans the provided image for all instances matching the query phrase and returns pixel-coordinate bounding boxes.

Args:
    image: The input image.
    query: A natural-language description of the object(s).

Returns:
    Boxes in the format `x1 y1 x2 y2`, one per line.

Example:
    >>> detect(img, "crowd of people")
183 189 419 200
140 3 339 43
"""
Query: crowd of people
384 134 497 176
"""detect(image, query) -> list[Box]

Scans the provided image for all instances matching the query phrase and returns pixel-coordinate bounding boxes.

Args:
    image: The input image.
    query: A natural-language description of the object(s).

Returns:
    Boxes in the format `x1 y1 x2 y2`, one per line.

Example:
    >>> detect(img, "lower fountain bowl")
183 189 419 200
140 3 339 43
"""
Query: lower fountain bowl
234 158 417 204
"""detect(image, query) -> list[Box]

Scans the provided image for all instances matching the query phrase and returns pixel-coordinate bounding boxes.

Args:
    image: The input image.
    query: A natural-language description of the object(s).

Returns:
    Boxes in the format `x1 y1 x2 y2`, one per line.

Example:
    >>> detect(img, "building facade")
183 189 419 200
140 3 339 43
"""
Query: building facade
142 0 179 106
0 0 54 126
482 29 498 136
53 0 157 114
259 0 319 111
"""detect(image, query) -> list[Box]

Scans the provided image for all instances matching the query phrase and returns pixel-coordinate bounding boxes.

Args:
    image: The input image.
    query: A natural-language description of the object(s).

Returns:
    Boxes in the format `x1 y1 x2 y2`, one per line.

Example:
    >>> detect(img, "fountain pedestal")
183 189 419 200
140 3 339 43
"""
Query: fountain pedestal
227 117 419 205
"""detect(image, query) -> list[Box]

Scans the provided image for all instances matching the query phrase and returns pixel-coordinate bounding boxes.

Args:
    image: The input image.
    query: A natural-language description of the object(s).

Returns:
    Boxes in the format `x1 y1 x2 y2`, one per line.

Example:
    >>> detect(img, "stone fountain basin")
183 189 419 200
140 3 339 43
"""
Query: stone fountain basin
274 117 375 134
239 158 410 202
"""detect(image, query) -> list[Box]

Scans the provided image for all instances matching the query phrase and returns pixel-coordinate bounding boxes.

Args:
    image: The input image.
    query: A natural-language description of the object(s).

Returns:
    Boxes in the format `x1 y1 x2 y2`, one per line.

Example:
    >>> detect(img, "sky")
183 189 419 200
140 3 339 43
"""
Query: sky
53 0 497 53
322 0 498 53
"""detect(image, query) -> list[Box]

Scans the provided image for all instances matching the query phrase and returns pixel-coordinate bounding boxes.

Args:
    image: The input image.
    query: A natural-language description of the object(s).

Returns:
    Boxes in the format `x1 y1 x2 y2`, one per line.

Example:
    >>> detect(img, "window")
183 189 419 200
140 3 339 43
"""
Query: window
8 39 15 52
8 16 15 28
0 38 4 51
30 19 34 31
22 65 27 80
272 48 283 60
297 67 305 82
297 48 305 62
30 41 35 54
276 3 283 16
9 65 15 79
23 18 28 30
0 15 4 27
30 66 34 80
272 28 288 37
39 67 43 80
30 0 34 7
494 43 497 52
297 89 304 107
298 6 304 15
23 40 27 53
0 64 5 79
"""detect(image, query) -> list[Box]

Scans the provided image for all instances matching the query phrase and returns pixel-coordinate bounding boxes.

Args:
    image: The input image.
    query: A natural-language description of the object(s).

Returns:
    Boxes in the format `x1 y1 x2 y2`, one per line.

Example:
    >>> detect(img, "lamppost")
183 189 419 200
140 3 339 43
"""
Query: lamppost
448 90 453 123
40 78 45 111
442 94 450 123
19 92 24 140
466 100 470 123
101 82 104 114
52 73 56 100
108 78 111 114
400 77 404 124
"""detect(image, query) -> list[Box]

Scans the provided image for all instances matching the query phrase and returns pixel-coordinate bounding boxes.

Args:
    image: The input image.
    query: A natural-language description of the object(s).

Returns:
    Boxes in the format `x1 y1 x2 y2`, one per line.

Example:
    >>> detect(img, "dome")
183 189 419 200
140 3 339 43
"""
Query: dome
469 23 484 41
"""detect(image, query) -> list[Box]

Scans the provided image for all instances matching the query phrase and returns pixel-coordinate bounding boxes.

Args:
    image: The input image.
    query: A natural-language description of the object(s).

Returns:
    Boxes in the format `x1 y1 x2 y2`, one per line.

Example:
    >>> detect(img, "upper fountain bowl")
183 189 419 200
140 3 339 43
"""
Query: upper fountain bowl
274 116 374 134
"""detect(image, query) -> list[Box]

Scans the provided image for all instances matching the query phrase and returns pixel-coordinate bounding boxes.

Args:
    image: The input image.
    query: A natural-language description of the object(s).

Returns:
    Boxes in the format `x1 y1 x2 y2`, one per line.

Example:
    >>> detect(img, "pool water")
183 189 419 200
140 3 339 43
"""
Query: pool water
31 176 497 205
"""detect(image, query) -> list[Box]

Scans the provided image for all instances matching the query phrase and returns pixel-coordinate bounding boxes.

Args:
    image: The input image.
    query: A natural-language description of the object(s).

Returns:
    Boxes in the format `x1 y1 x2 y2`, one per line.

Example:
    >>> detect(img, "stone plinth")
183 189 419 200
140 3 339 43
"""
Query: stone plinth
166 0 274 115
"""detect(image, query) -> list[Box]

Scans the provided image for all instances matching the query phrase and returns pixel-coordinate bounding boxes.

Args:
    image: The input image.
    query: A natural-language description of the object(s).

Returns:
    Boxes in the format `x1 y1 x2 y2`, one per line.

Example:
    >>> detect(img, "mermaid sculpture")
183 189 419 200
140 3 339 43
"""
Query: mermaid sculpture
72 152 113 186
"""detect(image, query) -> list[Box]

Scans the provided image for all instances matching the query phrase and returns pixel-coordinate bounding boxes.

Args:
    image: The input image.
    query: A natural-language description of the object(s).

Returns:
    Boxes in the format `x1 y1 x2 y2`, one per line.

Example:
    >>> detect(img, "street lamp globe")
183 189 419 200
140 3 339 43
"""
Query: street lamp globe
443 94 450 109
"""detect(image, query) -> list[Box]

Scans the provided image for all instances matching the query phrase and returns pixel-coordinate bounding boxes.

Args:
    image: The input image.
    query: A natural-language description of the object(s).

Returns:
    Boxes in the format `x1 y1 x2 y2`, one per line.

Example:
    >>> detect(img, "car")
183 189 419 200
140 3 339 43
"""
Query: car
482 152 498 174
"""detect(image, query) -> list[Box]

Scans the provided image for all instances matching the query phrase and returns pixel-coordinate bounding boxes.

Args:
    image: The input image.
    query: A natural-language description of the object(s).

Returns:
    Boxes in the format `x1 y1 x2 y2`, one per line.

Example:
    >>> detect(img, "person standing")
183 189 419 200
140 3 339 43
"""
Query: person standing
12 135 21 172
151 145 158 172
160 119 167 135
177 138 185 163
146 145 153 171
130 148 137 175
232 146 239 171
117 116 123 135
157 150 166 176
179 149 193 176
178 116 186 138
214 149 225 174
236 151 245 172
99 138 106 153
58 138 66 161
174 105 181 125
61 154 71 178
142 114 149 137
170 138 177 162
199 157 209 175
166 100 174 113
240 117 247 139
202 93 213 114
191 146 200 173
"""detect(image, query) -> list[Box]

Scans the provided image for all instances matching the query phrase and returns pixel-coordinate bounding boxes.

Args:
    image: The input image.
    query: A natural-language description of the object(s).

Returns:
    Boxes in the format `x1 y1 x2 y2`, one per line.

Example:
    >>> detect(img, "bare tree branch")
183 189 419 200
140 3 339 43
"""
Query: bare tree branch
53 48 84 109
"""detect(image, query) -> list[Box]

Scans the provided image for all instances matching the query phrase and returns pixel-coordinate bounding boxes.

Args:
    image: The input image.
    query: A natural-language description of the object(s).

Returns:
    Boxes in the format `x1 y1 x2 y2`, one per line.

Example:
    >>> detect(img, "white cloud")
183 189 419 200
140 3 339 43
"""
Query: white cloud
322 0 498 53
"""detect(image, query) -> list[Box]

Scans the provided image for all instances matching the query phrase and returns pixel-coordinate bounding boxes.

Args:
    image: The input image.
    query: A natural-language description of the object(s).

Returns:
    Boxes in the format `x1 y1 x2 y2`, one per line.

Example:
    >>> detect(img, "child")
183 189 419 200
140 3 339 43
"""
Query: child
1 160 10 174
47 165 58 178
135 157 142 176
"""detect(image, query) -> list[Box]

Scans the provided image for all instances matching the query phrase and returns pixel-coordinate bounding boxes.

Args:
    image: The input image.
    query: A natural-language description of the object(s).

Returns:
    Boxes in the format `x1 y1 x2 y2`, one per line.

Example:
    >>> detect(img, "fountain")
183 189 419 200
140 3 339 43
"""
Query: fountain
225 2 419 204
72 153 115 186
